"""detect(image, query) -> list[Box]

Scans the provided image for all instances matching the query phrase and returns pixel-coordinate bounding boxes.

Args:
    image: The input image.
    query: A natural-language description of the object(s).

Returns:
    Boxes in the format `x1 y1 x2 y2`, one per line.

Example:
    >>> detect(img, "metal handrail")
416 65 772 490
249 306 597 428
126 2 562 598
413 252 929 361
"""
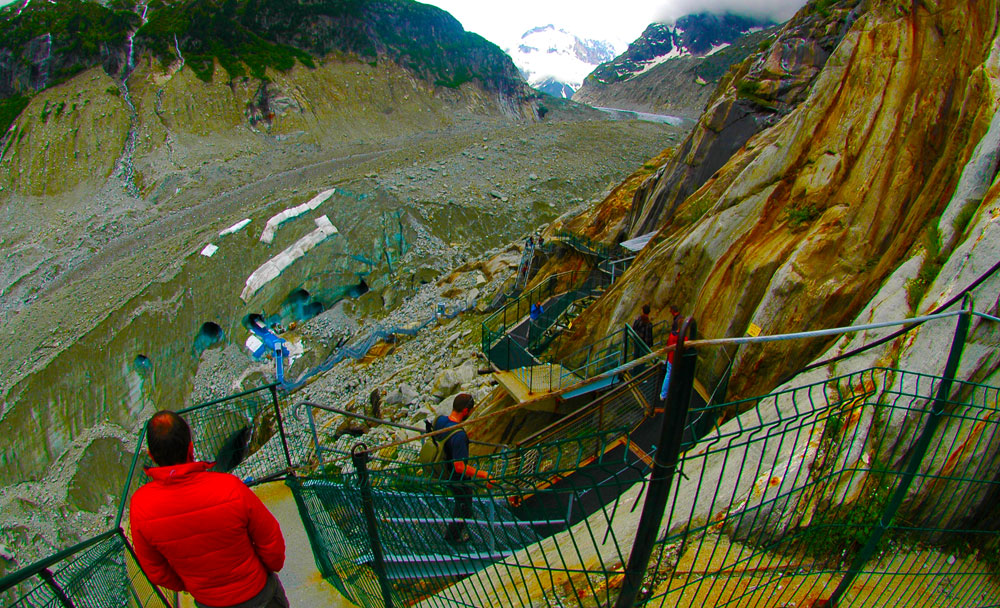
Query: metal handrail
516 365 660 448
0 530 118 593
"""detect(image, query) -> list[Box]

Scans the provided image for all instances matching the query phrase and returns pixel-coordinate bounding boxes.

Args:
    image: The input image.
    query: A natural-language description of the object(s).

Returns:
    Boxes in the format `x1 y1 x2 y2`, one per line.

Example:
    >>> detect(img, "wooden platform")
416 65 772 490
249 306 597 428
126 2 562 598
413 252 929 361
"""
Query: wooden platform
494 364 580 411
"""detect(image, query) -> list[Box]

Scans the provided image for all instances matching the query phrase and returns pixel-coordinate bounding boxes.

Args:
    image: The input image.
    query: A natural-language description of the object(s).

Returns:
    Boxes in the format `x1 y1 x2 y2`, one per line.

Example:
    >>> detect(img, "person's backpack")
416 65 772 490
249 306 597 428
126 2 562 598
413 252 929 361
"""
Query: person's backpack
417 422 462 479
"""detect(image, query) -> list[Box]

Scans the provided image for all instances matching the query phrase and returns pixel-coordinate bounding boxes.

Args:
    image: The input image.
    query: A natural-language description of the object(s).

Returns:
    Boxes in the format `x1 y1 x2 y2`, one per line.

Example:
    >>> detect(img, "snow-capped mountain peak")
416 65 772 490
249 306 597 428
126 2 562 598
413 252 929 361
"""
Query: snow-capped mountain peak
505 25 619 98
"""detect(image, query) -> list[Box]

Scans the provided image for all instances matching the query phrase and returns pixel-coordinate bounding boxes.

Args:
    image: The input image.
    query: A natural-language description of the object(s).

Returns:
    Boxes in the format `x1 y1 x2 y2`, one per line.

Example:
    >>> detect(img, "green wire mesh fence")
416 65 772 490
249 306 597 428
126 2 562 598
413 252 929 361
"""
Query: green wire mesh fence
0 530 171 608
290 427 648 608
4 313 1000 608
116 384 307 530
287 357 1000 607
1 383 304 608
641 367 1000 607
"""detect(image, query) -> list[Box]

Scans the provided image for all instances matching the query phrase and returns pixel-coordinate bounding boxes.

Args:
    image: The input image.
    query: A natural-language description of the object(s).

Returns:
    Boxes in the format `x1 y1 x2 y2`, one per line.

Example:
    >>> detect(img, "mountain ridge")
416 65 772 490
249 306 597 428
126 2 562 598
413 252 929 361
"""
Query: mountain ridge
573 12 778 118
0 0 533 133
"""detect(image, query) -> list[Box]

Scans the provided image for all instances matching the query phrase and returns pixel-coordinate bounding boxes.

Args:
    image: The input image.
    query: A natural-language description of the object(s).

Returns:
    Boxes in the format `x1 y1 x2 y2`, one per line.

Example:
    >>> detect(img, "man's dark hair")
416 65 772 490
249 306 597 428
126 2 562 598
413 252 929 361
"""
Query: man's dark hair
453 393 474 413
670 305 680 315
146 410 192 466
642 304 651 315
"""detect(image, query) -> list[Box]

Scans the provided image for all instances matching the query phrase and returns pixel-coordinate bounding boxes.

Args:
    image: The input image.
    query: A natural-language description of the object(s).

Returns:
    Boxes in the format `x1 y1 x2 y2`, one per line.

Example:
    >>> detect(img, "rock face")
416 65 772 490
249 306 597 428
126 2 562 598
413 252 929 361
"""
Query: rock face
566 0 1000 402
556 0 1000 540
0 0 137 98
620 0 863 238
486 1 1000 592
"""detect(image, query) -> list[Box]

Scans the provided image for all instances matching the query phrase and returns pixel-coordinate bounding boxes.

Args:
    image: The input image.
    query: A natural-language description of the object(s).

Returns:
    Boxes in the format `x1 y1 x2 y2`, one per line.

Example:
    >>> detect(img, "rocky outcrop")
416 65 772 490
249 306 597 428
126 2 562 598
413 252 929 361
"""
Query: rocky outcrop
0 0 136 98
573 12 778 118
585 14 775 87
454 4 1000 595
569 0 1000 402
621 0 863 239
134 0 529 106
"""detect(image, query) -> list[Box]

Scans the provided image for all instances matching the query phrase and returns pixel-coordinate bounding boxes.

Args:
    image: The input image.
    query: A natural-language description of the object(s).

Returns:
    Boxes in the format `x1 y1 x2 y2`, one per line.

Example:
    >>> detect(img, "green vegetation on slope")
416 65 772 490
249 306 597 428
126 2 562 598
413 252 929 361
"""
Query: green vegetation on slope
135 0 519 88
235 0 519 92
0 0 138 88
0 0 524 130
139 0 315 82
0 93 30 134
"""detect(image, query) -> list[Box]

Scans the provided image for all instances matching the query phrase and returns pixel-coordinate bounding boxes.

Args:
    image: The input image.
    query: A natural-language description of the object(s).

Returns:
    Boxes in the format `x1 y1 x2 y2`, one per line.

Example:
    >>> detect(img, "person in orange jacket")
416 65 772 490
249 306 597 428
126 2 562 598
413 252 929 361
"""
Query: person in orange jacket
130 411 288 607
660 309 682 401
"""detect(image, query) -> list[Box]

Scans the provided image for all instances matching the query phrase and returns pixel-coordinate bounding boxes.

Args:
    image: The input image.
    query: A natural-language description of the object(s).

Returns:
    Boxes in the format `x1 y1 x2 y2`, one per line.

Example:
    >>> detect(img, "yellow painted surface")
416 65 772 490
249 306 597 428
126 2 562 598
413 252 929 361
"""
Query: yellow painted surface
255 482 357 608
494 365 576 409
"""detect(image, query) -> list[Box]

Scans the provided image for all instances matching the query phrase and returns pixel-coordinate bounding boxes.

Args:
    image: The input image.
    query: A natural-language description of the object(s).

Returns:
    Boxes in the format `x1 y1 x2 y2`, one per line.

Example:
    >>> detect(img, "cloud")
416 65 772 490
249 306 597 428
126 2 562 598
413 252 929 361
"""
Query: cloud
653 0 808 24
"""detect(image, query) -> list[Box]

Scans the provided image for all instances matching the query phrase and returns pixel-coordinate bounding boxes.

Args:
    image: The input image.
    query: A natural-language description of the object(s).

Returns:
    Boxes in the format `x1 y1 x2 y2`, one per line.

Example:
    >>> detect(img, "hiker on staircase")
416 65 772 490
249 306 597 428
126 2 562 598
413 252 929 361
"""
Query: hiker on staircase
530 302 544 322
434 393 493 544
631 303 654 360
659 306 685 401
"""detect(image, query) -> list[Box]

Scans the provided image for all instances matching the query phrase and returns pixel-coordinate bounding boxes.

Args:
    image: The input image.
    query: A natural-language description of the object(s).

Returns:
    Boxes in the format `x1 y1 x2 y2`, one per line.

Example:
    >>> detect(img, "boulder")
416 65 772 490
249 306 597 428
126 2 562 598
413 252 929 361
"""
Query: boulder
432 360 478 398
434 394 459 418
385 383 420 406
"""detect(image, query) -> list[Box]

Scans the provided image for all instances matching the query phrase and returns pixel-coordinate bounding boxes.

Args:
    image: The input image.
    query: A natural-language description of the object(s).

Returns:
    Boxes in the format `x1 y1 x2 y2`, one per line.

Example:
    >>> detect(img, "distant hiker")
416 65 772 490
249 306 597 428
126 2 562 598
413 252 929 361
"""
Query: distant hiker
659 312 686 401
631 304 654 359
130 411 288 608
530 302 543 321
434 393 493 544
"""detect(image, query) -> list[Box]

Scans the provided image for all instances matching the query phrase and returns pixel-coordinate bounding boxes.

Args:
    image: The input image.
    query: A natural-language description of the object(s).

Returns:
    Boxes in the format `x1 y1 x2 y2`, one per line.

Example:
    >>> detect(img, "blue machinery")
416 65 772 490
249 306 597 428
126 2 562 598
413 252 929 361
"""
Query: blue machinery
246 316 289 384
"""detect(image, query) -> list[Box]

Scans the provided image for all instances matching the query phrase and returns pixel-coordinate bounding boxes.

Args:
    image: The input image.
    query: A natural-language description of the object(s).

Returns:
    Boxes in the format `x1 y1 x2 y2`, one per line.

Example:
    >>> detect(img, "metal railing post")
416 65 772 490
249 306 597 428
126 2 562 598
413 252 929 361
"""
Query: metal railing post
304 405 325 466
270 385 294 470
38 569 76 608
352 445 394 608
615 318 698 608
116 428 148 529
824 306 971 606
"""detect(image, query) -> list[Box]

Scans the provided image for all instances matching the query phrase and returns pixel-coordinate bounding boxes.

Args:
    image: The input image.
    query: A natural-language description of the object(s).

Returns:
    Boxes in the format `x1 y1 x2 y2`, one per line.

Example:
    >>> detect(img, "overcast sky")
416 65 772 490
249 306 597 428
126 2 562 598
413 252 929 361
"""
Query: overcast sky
422 0 808 48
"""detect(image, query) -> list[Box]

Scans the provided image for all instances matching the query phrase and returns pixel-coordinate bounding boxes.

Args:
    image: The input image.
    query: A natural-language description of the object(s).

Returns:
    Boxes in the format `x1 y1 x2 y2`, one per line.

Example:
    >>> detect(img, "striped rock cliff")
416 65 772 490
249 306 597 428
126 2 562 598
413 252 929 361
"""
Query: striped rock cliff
565 0 1000 402
459 2 1000 600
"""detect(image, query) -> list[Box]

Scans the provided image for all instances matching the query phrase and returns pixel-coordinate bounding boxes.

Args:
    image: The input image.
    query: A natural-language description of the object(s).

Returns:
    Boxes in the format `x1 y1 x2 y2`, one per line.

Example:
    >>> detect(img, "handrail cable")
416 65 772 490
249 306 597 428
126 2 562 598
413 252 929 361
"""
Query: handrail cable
331 306 995 464
791 257 1000 377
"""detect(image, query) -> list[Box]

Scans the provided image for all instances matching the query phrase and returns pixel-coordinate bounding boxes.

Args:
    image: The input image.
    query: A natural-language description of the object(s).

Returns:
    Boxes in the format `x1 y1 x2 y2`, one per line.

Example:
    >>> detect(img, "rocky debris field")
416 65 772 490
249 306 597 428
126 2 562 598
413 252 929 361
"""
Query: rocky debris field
0 103 686 574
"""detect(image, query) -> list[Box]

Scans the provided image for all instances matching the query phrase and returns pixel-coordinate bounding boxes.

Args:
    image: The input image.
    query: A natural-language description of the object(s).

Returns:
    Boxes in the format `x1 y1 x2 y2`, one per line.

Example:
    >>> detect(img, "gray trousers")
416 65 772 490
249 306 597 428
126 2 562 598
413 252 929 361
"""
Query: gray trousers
195 573 289 608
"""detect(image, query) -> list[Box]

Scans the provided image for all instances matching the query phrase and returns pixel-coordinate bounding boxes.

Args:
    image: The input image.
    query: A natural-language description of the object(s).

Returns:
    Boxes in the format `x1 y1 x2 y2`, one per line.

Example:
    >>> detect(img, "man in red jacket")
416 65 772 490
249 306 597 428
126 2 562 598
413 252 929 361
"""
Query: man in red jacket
130 411 288 607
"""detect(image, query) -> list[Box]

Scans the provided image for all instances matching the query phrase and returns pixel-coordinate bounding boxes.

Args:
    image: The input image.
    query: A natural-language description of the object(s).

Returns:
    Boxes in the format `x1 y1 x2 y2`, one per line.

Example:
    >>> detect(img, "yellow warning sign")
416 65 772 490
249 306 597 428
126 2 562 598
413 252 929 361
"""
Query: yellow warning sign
746 323 762 337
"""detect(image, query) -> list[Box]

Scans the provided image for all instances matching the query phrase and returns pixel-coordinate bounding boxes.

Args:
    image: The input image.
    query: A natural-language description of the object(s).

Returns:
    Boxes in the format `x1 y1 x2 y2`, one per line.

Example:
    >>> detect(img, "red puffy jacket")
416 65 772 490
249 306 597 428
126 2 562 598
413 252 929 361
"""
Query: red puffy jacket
129 462 285 607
